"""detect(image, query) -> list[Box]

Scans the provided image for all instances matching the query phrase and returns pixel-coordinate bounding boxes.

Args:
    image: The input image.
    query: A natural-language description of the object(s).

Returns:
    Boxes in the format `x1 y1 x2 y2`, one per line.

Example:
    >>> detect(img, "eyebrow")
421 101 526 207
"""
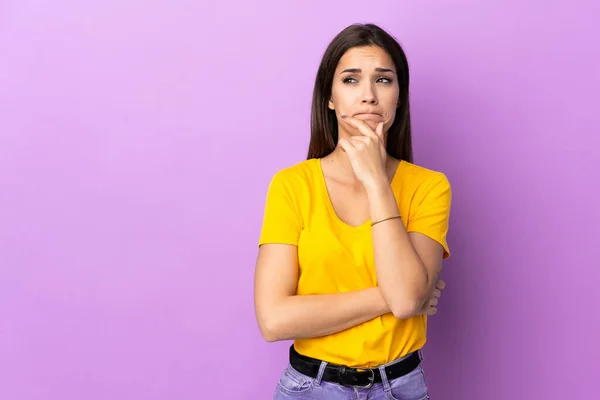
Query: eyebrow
340 68 396 74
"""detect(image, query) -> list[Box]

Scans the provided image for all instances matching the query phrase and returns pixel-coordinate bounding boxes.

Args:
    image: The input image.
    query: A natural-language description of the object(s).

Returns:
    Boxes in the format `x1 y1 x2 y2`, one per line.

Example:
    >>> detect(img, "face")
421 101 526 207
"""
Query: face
328 45 400 138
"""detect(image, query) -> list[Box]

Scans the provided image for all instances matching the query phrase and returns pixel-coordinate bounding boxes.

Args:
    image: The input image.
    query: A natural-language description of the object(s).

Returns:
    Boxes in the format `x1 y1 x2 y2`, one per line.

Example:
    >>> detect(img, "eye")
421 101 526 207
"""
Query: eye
342 76 357 84
377 76 393 84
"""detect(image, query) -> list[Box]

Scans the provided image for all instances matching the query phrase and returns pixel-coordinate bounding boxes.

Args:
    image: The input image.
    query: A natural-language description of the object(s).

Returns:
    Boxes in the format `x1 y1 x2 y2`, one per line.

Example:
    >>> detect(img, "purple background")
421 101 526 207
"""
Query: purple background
1 1 599 399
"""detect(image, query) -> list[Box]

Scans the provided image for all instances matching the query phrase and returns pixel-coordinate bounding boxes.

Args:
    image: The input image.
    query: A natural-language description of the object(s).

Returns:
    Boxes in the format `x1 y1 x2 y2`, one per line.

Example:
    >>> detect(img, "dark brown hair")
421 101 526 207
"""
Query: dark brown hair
307 23 413 162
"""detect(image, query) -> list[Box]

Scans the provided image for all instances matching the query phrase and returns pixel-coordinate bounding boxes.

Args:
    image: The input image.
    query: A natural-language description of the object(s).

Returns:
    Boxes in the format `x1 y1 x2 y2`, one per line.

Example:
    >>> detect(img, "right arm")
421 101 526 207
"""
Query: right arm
254 243 390 342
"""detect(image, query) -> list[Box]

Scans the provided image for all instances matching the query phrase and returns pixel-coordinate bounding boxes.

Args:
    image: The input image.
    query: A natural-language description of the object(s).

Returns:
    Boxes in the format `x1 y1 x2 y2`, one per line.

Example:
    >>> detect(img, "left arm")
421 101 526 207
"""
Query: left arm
338 117 450 319
367 184 444 318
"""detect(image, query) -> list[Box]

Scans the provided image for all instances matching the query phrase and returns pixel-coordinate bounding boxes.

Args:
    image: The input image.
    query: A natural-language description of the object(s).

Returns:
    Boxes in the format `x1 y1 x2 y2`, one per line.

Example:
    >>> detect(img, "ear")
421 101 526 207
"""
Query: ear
328 99 335 110
397 99 401 109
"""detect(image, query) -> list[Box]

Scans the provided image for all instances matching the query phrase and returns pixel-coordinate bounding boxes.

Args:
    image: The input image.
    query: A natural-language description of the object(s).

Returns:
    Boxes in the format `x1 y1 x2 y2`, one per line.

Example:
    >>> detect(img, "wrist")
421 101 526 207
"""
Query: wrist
364 177 390 196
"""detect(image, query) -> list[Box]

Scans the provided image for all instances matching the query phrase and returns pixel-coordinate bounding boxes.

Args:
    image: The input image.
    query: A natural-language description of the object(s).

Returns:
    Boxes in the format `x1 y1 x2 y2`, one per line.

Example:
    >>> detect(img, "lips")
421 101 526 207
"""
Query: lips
354 112 383 120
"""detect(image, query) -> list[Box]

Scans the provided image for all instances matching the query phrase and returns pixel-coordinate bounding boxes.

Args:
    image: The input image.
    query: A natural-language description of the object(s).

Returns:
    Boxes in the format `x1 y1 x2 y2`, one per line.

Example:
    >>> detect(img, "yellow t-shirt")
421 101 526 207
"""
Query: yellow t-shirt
258 158 451 368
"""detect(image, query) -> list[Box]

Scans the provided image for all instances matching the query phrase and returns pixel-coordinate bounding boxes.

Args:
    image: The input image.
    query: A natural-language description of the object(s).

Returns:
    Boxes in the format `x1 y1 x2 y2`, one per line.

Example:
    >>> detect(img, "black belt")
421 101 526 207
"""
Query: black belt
289 345 421 388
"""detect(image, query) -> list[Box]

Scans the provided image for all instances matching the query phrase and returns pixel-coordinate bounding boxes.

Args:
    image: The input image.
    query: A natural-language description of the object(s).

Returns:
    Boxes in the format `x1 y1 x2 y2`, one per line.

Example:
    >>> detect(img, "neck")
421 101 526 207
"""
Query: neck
324 143 391 186
328 146 356 179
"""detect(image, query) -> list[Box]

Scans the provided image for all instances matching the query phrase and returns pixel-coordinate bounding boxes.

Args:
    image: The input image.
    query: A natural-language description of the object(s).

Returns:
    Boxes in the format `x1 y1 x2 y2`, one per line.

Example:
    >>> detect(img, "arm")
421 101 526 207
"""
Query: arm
338 118 449 319
367 184 442 318
254 243 390 342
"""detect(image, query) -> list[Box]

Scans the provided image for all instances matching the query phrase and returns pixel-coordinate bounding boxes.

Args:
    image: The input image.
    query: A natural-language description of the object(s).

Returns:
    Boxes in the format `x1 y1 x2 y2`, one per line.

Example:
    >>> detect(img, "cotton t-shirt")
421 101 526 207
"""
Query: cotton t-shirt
258 158 451 368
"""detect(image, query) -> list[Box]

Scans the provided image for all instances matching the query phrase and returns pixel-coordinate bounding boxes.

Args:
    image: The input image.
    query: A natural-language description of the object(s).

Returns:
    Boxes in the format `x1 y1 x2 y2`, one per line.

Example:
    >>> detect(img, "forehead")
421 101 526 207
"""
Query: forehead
336 46 395 72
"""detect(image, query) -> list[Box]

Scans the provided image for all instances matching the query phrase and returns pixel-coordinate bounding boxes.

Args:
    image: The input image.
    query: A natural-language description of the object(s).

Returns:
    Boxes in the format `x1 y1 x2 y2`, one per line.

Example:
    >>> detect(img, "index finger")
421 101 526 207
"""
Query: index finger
436 279 446 290
341 116 378 139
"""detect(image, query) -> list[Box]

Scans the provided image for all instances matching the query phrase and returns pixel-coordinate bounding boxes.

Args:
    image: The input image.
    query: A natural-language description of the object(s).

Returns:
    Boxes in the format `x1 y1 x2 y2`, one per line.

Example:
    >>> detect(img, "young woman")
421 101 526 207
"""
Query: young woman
254 23 451 400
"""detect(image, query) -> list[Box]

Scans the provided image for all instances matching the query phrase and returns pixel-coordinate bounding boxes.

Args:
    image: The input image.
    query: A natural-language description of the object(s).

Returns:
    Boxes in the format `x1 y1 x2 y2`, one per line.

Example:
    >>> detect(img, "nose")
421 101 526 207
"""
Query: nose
361 84 378 105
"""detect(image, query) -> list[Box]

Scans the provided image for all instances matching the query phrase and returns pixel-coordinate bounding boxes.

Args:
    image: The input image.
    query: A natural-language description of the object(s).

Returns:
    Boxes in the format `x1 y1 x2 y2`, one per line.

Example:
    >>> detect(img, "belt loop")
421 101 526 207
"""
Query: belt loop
378 364 391 391
314 361 328 387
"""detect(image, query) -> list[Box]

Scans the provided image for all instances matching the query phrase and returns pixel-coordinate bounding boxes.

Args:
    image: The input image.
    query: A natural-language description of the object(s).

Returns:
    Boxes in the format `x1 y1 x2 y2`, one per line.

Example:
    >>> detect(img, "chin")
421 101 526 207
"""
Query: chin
358 119 384 132
364 120 380 129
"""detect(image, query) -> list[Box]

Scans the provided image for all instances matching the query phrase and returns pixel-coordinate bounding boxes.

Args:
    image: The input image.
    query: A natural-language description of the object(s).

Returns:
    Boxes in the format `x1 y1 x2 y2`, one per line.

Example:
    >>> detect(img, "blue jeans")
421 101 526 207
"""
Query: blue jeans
273 350 429 400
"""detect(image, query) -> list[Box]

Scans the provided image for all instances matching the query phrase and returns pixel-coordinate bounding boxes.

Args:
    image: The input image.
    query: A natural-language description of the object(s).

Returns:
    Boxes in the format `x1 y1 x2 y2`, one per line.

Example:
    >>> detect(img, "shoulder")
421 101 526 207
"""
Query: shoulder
397 161 450 189
269 159 319 190
262 159 318 218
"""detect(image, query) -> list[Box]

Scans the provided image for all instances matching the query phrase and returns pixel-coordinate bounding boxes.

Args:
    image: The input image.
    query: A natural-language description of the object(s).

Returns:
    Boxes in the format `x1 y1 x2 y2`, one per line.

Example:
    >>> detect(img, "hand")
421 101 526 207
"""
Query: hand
417 279 446 316
338 117 388 191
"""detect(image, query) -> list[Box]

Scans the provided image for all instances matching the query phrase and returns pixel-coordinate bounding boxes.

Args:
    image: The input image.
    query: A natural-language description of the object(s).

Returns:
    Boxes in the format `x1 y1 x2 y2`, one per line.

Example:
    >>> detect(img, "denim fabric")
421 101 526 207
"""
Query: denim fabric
273 351 429 400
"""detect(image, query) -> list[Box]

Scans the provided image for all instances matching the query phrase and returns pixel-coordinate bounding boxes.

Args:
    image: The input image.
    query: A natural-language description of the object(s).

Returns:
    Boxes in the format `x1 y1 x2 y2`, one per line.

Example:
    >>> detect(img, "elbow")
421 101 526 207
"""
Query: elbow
389 297 421 320
258 315 283 342
390 274 431 319
381 285 423 319
261 330 278 343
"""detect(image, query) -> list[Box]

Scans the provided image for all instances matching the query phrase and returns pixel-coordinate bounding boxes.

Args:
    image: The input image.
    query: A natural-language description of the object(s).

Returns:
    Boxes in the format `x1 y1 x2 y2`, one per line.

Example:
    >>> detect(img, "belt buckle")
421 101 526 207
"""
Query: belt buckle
354 367 375 389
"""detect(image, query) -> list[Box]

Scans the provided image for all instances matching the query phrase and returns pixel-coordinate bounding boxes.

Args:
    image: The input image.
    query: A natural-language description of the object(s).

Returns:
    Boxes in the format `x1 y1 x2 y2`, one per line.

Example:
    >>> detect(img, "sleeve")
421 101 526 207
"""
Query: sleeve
406 173 452 259
258 171 303 247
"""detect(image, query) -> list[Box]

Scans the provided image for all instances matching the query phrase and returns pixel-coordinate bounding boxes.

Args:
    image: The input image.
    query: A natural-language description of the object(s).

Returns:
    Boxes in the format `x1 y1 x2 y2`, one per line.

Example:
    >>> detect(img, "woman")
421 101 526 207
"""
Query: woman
254 23 451 400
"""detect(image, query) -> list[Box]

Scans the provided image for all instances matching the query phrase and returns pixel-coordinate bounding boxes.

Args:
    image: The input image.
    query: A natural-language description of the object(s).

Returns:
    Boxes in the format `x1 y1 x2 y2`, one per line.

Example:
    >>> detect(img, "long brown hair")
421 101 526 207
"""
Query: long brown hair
307 23 413 163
